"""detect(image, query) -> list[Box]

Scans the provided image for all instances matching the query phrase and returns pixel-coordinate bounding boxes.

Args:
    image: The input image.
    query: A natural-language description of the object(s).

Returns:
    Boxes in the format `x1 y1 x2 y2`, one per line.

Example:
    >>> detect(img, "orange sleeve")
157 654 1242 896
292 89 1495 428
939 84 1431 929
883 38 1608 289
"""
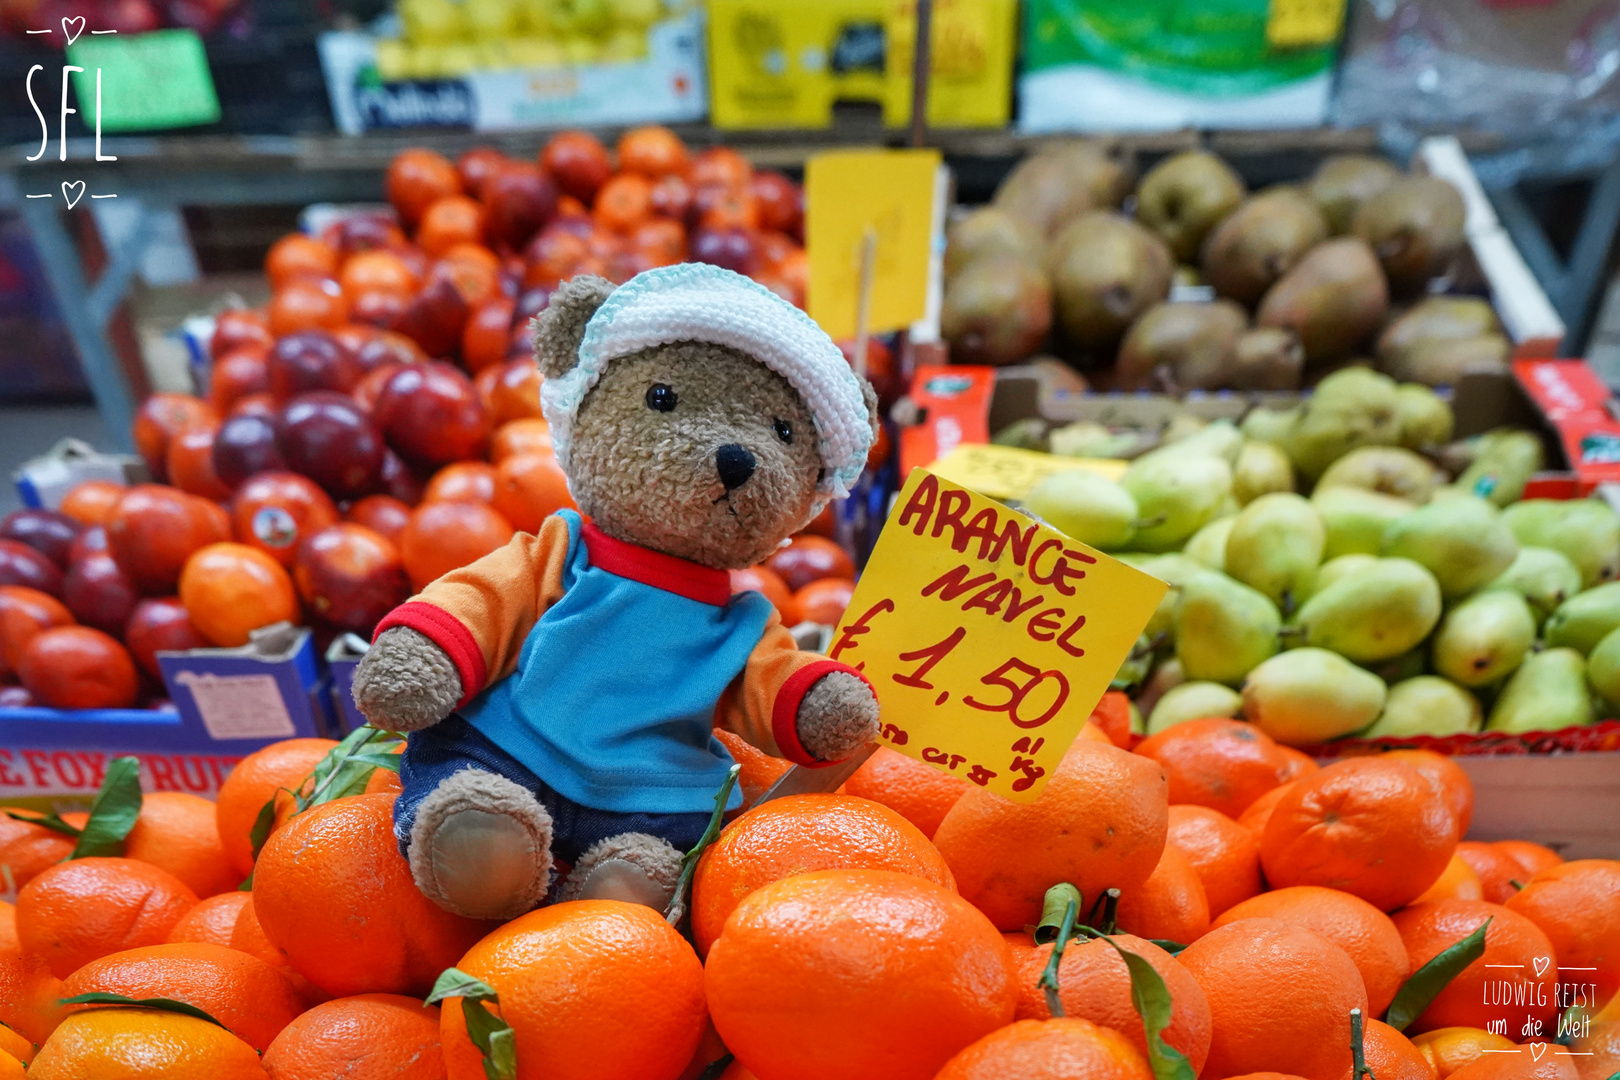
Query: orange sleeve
716 615 873 768
372 514 572 706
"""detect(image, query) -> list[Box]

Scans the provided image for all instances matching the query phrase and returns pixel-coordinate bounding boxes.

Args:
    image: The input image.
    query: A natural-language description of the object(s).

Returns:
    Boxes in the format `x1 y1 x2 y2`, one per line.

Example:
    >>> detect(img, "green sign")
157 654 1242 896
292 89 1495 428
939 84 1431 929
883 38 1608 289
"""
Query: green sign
67 29 221 132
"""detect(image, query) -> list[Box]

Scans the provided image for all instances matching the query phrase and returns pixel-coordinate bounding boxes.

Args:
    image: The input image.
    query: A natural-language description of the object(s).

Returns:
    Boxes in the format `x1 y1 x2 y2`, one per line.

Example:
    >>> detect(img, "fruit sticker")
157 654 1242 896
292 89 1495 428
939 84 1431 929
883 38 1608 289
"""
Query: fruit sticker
829 468 1166 802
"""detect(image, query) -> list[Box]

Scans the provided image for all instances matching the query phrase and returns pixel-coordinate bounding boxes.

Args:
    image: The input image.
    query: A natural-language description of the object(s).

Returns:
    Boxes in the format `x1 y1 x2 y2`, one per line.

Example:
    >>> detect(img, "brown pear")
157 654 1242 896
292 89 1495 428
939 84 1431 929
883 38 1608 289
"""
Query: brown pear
1377 297 1509 385
1353 176 1468 291
1135 151 1248 262
1256 237 1390 366
1305 155 1402 234
1201 187 1330 307
1049 213 1174 353
1115 300 1248 391
945 208 1045 280
1385 335 1512 386
993 144 1133 235
1229 327 1305 390
941 256 1053 367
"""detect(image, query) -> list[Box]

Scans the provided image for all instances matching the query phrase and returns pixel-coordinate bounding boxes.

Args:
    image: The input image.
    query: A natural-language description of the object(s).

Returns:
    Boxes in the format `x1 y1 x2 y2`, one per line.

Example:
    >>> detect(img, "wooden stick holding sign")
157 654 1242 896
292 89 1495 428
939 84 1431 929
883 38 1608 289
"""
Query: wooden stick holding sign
852 228 878 379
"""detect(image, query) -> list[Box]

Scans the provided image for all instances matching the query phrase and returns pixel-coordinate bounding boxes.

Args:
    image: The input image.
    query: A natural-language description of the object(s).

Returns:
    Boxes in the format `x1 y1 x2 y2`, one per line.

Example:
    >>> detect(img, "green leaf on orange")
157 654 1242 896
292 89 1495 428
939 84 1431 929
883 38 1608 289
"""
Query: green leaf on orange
69 756 143 859
1099 936 1197 1080
1384 918 1491 1032
60 992 228 1030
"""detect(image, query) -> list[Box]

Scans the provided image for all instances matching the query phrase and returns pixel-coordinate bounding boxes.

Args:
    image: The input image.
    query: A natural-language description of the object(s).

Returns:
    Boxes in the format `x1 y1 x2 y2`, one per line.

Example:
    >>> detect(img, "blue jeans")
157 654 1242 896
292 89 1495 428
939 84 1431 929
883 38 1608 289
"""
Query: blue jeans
393 714 715 866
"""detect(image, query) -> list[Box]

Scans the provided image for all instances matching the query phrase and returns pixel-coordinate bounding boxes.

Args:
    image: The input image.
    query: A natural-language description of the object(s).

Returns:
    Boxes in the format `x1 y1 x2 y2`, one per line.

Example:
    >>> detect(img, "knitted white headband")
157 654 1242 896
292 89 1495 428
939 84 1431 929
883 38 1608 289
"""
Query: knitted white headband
540 264 874 500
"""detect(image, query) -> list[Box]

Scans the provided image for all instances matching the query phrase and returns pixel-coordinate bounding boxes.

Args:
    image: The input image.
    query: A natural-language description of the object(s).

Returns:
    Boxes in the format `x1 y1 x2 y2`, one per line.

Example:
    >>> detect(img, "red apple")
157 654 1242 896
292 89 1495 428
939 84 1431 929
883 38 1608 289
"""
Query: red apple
62 552 139 635
267 329 362 400
0 540 63 597
124 597 209 679
690 227 760 276
373 362 490 466
213 412 287 489
0 509 81 569
482 163 558 253
393 270 471 359
276 391 386 499
293 523 411 635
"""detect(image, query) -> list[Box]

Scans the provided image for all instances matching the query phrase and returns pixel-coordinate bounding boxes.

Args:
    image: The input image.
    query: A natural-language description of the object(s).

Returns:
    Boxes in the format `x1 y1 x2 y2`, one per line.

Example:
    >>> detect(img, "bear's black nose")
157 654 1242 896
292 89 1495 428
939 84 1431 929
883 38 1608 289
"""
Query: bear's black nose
716 444 756 490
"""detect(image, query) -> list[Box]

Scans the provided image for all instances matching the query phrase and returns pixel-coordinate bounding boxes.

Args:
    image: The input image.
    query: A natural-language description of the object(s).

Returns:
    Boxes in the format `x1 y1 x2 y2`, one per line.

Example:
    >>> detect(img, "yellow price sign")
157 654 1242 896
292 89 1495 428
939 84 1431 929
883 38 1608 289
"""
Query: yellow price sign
829 469 1167 802
928 444 1127 502
1266 0 1347 48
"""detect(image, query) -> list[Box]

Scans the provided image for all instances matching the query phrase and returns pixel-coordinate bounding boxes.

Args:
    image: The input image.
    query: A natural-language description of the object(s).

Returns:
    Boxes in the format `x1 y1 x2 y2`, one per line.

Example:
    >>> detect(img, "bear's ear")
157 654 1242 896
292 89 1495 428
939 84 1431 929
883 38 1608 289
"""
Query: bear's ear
861 376 881 444
531 275 616 380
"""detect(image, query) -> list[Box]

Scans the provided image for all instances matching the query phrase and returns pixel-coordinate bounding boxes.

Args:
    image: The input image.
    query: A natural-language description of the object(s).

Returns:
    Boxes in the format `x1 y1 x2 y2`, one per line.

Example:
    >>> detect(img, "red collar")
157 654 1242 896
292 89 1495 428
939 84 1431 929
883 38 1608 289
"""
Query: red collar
581 523 733 606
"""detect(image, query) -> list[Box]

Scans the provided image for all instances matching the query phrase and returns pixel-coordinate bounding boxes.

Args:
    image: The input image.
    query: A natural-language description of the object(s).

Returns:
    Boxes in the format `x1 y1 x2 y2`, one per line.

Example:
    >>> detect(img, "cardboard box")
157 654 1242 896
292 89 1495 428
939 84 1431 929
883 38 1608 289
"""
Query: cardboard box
157 623 339 746
707 0 1016 130
12 440 148 511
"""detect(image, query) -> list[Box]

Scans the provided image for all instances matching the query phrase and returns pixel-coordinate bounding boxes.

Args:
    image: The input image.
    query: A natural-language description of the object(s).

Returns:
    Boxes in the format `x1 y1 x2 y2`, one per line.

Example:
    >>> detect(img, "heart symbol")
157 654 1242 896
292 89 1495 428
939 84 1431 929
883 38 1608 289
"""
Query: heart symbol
1530 1043 1547 1061
1533 956 1551 977
60 181 84 208
61 15 84 44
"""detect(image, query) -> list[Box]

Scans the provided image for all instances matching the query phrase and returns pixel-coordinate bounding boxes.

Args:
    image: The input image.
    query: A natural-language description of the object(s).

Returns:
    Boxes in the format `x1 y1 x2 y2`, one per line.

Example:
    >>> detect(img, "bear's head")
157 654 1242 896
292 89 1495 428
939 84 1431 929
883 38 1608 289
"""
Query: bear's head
532 268 878 570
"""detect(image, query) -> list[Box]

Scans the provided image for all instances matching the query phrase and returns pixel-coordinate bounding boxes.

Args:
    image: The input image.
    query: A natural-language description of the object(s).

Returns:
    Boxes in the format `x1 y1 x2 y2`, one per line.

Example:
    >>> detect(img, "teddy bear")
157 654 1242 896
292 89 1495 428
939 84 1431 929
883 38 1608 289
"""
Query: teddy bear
351 263 883 921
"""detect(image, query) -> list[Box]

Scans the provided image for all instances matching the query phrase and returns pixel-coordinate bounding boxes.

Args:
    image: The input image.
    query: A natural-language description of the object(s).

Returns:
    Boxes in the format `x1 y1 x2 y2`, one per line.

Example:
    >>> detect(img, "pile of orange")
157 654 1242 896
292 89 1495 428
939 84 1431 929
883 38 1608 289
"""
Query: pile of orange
0 719 1611 1080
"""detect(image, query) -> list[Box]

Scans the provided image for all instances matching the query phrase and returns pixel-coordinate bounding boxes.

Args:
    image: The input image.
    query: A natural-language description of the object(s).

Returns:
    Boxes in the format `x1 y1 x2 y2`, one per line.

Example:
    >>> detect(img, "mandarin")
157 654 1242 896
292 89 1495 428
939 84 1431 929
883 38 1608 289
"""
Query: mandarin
1178 918 1368 1080
1572 989 1620 1079
728 565 800 626
442 900 704 1080
123 791 239 898
266 234 339 289
794 577 854 625
269 278 349 337
1261 757 1458 911
58 479 126 526
617 126 689 179
0 1024 28 1065
491 452 576 534
18 626 139 709
690 793 954 955
0 942 64 1044
933 738 1168 931
253 793 491 998
1447 1051 1578 1079
1166 804 1263 916
178 543 300 647
1411 1027 1520 1077
213 737 336 877
1115 843 1211 944
1504 860 1620 1010
387 149 462 228
418 196 485 257
1455 841 1524 904
28 1006 267 1080
264 993 444 1080
1382 749 1474 834
1416 852 1486 903
1392 899 1558 1035
705 870 1016 1080
228 895 322 1003
0 585 73 675
843 745 971 839
935 1017 1154 1080
1494 840 1564 880
17 857 198 979
0 900 13 951
1355 1019 1438 1080
132 393 218 481
0 810 85 890
423 461 497 505
399 501 515 591
166 891 253 947
489 418 553 463
1135 718 1296 818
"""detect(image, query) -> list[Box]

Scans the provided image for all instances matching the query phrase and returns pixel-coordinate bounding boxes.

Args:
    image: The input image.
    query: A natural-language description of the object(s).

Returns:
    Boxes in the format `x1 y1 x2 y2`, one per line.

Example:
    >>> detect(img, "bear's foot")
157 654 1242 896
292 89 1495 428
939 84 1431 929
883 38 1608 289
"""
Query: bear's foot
557 832 683 910
408 768 553 921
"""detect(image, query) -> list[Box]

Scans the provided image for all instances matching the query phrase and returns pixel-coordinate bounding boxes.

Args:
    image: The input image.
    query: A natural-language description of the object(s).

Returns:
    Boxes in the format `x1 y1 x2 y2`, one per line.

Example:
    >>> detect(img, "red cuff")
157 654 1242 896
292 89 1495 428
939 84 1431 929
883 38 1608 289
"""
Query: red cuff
374 602 487 709
771 660 875 769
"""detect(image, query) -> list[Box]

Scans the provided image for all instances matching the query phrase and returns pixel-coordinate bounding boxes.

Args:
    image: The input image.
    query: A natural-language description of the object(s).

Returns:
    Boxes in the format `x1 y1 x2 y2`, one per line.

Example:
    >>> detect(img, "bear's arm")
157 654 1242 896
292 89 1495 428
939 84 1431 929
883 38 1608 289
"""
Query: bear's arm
715 615 877 766
371 514 573 707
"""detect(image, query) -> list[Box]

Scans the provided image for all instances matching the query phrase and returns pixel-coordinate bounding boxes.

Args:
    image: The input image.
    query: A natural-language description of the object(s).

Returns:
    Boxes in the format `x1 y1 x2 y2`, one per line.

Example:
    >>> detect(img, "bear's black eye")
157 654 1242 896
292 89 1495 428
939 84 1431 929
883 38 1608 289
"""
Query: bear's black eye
646 384 678 412
772 418 793 444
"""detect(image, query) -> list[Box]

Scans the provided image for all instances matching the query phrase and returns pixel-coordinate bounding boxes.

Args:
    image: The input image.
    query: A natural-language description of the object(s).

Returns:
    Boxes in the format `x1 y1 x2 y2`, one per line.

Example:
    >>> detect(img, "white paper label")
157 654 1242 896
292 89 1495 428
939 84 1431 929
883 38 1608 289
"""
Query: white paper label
174 672 298 741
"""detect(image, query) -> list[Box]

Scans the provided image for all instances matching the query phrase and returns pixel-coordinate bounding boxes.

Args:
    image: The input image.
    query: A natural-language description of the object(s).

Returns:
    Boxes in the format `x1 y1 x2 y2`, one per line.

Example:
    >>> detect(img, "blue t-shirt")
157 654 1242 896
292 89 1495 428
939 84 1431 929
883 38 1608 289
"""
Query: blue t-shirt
460 511 766 813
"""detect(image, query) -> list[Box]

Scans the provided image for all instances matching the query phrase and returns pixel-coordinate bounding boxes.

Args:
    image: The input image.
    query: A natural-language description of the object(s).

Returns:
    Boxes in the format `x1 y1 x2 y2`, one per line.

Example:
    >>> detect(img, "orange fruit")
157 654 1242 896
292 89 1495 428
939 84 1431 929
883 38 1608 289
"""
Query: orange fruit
0 900 13 951
418 196 485 257
123 792 239 898
1357 1018 1438 1080
1573 990 1620 1080
252 793 491 998
423 461 497 505
214 737 336 877
1455 841 1525 904
0 942 64 1044
179 542 301 647
843 745 971 839
540 131 614 203
228 895 322 1004
1211 885 1410 1017
1495 840 1564 881
345 494 413 545
491 452 576 534
764 534 855 591
167 891 253 946
1088 690 1135 750
266 234 339 289
728 565 801 626
705 869 1016 1080
1115 843 1210 944
441 901 705 1080
0 585 73 675
1178 918 1368 1080
0 809 86 890
1447 1051 1578 1079
1276 745 1319 783
17 857 199 979
106 483 231 593
1011 933 1212 1073
399 501 515 592
1261 757 1458 911
1237 781 1296 836
933 738 1168 931
0 1022 29 1064
1505 860 1620 1009
617 126 689 179
166 424 235 501
690 147 754 189
338 249 419 299
1383 749 1474 835
388 148 462 228
269 278 349 337
1416 852 1485 903
710 728 790 808
1166 804 1262 916
482 358 544 424
263 993 443 1080
132 392 219 481
1134 718 1296 819
60 942 305 1052
231 472 341 568
27 1006 268 1079
794 577 854 625
490 418 553 463
59 479 126 526
1411 1027 1520 1077
934 1017 1153 1080
594 174 655 233
1392 899 1558 1035
17 626 140 709
690 793 955 955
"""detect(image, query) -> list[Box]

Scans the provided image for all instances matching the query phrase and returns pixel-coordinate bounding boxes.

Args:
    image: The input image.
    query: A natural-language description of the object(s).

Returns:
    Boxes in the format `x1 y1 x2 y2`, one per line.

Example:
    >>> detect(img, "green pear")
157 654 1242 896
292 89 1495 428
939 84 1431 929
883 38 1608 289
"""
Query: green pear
1241 406 1300 445
1487 647 1594 735
1484 546 1582 622
1306 553 1379 598
1136 657 1186 719
1289 556 1442 662
1157 418 1244 465
1232 441 1295 505
1112 633 1157 692
1121 448 1234 552
1129 700 1146 735
1315 446 1444 503
1121 553 1203 643
1242 647 1388 746
1147 681 1244 734
1024 469 1139 550
1381 495 1518 599
1361 676 1481 738
1224 493 1324 609
1184 516 1235 569
1395 384 1455 449
1175 571 1281 686
1455 429 1544 508
1585 626 1620 706
1312 486 1415 560
1502 499 1620 589
1431 590 1537 687
1279 367 1402 480
1544 581 1620 655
